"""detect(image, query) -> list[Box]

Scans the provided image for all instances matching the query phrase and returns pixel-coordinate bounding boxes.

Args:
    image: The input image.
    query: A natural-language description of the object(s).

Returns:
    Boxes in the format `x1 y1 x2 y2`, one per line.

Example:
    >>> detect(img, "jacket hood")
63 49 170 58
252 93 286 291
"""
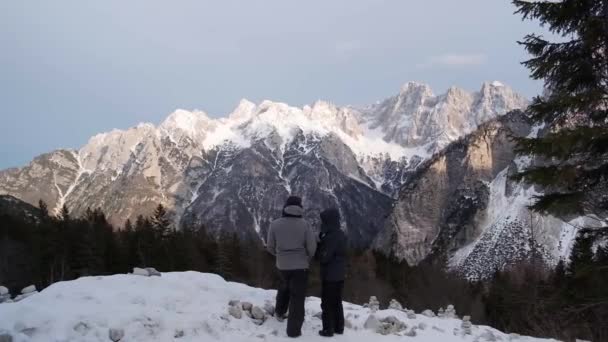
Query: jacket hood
283 205 304 217
320 208 340 233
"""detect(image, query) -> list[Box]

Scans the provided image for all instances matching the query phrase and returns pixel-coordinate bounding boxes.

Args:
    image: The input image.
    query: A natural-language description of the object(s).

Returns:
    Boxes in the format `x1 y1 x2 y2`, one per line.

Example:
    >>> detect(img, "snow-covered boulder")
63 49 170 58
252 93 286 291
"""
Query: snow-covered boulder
145 268 161 277
376 323 394 335
363 314 380 330
0 287 10 304
132 267 150 276
21 285 36 294
480 329 497 341
108 328 124 342
405 309 416 319
375 316 407 335
241 301 253 312
228 304 243 319
263 301 275 316
251 306 266 320
422 309 436 317
461 316 472 335
368 296 380 312
445 304 457 318
404 327 417 337
509 333 521 340
388 299 402 310
73 321 89 334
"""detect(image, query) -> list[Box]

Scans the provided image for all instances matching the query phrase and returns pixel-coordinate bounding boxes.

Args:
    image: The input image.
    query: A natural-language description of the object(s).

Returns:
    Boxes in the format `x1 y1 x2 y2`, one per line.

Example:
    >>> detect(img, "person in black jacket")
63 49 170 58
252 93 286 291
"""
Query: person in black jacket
317 208 347 337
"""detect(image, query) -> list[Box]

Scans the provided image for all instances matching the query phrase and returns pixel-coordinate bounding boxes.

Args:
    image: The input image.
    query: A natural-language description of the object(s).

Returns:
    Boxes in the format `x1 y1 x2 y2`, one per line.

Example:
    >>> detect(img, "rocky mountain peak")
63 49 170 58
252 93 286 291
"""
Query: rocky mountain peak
228 99 257 122
159 109 213 143
473 81 529 125
399 81 434 97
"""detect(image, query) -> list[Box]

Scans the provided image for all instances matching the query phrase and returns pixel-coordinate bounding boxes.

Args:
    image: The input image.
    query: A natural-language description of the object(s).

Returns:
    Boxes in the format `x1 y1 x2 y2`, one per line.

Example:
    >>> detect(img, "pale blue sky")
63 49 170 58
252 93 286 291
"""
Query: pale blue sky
0 1 545 169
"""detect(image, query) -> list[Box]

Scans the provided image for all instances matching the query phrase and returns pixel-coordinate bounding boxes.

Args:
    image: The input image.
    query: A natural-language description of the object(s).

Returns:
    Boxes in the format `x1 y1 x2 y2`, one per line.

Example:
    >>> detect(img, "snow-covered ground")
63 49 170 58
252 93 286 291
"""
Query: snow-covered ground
0 272 557 342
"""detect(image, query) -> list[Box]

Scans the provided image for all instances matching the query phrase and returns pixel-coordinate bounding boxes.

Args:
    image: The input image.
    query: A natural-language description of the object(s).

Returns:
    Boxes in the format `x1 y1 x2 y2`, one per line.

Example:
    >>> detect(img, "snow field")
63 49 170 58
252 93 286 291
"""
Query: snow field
0 272 557 342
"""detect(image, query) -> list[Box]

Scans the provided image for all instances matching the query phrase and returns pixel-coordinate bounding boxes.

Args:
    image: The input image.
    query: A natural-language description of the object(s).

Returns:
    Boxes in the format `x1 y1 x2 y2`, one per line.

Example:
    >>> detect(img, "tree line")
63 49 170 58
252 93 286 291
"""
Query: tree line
0 201 279 292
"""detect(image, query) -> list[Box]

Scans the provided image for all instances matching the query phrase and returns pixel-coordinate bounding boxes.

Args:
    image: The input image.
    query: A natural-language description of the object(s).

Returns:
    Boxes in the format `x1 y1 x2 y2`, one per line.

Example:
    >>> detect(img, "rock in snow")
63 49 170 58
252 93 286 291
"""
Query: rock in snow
251 306 266 321
422 309 436 318
146 268 161 277
228 304 243 319
132 267 150 276
445 304 457 319
461 316 473 335
364 314 380 330
108 328 124 342
0 272 558 342
263 301 275 316
368 296 380 312
0 286 10 304
21 285 36 294
388 299 402 311
241 302 253 312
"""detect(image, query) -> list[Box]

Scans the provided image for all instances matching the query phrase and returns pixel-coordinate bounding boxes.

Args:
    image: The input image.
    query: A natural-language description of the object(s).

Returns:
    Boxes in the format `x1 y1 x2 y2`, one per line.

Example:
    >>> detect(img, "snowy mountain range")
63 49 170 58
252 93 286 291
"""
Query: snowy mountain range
2 81 580 278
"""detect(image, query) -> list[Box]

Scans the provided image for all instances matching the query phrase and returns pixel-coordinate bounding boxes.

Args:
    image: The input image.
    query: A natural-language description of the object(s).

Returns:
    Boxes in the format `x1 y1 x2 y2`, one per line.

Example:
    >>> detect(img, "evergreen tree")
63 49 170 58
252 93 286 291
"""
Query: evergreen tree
215 232 234 280
59 204 70 222
124 219 133 232
596 244 608 265
134 215 154 267
38 199 49 220
151 204 171 238
567 231 594 277
512 0 608 219
551 259 566 287
150 204 173 269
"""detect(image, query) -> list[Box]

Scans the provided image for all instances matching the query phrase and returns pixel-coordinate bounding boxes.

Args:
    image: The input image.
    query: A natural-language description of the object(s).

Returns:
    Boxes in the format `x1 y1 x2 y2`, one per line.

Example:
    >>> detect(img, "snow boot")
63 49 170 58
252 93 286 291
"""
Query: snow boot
319 330 334 337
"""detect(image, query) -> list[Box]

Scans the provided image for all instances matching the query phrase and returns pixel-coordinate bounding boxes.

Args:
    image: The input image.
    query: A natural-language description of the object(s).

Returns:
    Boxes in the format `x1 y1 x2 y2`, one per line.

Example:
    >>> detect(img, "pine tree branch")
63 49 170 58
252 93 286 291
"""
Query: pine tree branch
513 0 596 36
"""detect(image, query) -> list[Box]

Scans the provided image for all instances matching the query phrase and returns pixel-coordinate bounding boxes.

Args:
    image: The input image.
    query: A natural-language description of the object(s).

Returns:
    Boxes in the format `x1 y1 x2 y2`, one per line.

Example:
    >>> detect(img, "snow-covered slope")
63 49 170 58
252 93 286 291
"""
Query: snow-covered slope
0 272 556 342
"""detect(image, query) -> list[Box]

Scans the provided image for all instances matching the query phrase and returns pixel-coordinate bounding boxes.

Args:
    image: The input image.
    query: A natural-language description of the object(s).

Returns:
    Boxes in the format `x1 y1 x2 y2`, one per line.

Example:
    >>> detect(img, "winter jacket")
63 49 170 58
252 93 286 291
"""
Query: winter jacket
267 205 317 270
318 208 347 282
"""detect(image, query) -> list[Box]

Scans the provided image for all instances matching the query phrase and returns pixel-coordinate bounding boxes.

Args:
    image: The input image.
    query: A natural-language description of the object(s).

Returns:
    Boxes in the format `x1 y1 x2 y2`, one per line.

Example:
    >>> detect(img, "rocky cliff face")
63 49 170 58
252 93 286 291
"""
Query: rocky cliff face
0 82 527 250
372 111 591 280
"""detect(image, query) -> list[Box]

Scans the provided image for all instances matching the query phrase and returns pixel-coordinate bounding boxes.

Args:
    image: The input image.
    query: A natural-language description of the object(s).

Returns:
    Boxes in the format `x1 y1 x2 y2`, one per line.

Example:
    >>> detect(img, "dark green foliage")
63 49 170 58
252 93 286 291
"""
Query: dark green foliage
38 200 48 220
508 6 608 337
484 230 608 341
512 0 608 219
567 232 594 276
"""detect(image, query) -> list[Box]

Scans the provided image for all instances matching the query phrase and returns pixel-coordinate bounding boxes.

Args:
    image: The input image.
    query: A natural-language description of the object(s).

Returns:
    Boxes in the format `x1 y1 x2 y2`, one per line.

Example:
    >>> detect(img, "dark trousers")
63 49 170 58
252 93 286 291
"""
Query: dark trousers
321 281 344 333
276 269 309 337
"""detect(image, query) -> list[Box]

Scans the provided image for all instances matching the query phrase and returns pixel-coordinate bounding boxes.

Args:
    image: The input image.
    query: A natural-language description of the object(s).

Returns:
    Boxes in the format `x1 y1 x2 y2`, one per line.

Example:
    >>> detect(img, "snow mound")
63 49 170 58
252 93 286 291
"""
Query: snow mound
0 272 557 342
